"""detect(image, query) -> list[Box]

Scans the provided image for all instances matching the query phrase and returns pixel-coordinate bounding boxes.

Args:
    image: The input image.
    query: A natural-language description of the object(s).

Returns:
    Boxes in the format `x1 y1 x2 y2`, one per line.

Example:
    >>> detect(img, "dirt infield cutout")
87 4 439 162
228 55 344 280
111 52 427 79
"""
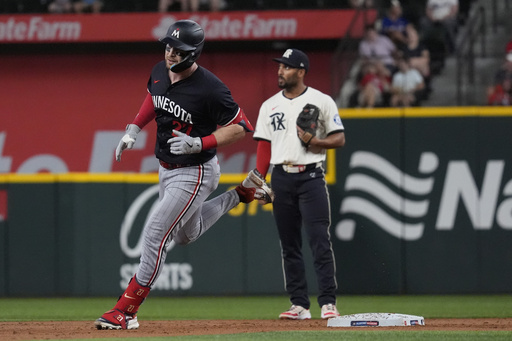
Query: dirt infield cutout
1 318 512 340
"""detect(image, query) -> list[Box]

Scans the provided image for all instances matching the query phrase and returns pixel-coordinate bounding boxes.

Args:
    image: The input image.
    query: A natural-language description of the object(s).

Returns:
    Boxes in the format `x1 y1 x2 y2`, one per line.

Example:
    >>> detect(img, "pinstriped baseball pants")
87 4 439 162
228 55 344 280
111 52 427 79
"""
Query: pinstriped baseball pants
136 156 240 287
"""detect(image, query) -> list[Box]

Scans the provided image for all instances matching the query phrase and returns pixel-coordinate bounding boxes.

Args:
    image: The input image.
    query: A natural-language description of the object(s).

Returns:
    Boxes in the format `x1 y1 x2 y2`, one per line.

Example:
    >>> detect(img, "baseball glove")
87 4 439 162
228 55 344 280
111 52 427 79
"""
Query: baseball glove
296 103 320 147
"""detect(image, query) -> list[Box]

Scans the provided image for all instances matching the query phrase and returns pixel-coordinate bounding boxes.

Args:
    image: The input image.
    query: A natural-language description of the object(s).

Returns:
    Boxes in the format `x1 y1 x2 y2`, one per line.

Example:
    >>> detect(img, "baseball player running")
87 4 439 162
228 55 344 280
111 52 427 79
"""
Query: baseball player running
253 49 345 320
94 20 271 330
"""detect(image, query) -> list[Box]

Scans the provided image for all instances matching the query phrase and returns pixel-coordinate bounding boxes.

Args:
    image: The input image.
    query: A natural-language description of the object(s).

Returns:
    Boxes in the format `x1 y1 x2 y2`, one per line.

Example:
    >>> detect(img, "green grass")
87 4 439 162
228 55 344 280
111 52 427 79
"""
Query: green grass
0 295 511 340
61 331 512 341
1 295 511 321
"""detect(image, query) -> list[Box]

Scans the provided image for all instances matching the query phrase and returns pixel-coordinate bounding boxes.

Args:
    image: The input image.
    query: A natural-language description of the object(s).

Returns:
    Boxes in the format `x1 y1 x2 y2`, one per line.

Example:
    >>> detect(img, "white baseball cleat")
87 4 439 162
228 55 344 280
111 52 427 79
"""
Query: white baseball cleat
243 169 275 204
279 305 311 320
242 169 266 188
321 303 341 319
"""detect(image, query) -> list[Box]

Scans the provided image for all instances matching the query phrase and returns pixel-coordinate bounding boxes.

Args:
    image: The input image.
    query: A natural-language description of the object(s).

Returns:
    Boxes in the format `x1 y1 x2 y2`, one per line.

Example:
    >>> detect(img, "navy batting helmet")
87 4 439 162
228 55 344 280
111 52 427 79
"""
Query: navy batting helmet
160 20 205 73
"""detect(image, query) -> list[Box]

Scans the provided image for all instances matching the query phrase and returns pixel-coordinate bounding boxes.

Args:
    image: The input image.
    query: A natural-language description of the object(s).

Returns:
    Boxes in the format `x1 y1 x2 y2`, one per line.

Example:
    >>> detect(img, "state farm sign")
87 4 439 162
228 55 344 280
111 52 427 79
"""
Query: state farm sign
0 16 81 41
0 9 375 43
191 14 297 39
152 14 297 40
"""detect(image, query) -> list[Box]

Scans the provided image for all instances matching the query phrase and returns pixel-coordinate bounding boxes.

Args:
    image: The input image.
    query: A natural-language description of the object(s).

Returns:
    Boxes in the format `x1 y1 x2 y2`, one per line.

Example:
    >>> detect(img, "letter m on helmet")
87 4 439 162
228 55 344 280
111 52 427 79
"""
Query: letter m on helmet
159 20 205 73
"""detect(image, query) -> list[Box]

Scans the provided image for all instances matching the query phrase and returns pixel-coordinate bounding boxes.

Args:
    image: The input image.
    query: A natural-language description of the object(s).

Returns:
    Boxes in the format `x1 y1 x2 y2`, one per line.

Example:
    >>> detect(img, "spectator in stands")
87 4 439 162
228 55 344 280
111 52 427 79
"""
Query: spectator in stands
359 24 398 73
397 0 426 28
357 60 391 108
399 24 431 93
390 56 425 107
487 42 512 106
349 0 374 8
159 0 186 12
159 0 222 12
1 0 48 13
74 0 103 13
488 79 512 106
458 0 476 26
379 0 410 48
399 24 430 77
420 0 459 54
48 0 73 13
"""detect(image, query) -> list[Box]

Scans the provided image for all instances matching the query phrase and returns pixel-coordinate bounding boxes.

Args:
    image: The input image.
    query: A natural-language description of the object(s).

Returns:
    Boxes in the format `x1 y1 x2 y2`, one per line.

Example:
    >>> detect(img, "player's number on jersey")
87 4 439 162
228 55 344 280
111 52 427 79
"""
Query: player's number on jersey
171 121 193 136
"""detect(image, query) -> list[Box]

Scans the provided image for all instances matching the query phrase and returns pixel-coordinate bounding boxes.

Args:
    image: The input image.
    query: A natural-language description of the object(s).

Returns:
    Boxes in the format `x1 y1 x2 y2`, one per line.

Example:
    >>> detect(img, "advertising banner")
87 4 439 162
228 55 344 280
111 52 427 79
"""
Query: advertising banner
2 107 512 296
0 51 334 175
333 107 512 294
0 9 376 43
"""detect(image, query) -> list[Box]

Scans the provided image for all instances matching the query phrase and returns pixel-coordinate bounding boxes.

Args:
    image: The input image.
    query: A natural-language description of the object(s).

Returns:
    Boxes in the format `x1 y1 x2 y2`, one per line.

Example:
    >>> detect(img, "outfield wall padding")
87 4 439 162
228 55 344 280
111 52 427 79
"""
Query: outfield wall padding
1 107 512 296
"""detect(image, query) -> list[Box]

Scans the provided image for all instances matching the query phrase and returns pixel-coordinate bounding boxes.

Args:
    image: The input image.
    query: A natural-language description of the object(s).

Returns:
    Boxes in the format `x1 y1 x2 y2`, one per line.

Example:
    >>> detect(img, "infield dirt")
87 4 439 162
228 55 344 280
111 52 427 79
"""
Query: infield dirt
2 318 512 340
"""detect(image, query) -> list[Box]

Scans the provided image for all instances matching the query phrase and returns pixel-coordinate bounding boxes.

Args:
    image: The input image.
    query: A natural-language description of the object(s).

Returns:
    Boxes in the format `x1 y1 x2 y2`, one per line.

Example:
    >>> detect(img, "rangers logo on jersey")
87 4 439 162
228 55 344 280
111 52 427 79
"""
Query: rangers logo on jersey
270 112 285 131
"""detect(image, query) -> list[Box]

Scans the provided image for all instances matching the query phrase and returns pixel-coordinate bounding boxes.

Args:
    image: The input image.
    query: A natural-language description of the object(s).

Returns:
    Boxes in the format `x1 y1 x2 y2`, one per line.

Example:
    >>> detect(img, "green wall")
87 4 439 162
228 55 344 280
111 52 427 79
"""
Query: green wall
1 107 512 296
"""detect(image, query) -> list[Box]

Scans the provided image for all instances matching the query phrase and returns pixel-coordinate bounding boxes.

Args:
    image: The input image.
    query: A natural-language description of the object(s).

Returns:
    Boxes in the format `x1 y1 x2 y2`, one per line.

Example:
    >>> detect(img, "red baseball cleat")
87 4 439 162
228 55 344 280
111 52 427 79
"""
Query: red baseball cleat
94 309 139 330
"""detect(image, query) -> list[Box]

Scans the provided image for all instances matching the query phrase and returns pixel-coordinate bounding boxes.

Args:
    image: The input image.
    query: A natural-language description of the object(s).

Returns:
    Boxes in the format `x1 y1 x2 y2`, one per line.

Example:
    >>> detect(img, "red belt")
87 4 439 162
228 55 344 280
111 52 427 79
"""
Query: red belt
159 160 198 170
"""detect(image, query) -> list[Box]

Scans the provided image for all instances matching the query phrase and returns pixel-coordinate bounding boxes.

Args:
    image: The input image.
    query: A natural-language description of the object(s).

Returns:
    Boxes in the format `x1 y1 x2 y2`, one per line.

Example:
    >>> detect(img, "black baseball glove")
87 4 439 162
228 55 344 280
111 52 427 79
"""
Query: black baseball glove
296 103 320 147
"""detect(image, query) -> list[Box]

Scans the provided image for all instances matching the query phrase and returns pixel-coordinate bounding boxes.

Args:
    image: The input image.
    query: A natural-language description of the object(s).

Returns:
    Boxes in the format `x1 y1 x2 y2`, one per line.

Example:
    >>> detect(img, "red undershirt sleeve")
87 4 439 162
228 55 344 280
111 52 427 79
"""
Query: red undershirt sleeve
256 140 271 177
132 93 156 129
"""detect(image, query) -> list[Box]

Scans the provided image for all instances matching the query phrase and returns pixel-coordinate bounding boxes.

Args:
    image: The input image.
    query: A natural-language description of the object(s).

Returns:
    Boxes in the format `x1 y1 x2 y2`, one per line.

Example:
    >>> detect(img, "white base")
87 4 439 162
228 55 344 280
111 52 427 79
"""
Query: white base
327 313 425 327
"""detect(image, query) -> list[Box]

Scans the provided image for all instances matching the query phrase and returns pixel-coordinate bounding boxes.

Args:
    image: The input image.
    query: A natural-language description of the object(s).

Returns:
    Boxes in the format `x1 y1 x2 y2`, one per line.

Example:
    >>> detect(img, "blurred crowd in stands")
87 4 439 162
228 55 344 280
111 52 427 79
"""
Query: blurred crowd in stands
349 0 473 108
347 0 512 108
0 0 376 13
487 40 512 106
2 0 510 107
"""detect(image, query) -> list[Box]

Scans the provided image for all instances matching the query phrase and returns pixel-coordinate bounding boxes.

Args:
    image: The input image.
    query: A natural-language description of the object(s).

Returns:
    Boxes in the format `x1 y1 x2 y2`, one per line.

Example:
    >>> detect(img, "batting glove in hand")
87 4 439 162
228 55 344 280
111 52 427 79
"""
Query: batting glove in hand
168 130 202 155
115 124 141 162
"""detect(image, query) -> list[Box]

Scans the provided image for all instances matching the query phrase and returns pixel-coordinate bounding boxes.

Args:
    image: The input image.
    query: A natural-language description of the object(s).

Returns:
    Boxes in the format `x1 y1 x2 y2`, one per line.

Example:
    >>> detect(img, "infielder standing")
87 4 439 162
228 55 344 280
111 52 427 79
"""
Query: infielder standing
95 20 270 330
253 49 345 319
